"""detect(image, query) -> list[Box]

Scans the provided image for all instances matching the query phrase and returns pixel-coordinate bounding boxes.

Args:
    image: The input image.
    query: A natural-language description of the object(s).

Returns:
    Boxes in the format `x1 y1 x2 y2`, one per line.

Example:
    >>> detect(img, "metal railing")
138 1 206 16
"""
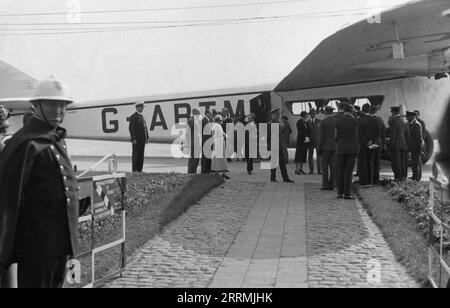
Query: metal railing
428 164 450 288
75 154 127 288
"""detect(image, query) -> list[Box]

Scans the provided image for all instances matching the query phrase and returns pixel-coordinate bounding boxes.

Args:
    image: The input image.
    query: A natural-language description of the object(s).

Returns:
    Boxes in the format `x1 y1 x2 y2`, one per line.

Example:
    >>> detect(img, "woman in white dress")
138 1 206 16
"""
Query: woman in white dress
211 115 230 179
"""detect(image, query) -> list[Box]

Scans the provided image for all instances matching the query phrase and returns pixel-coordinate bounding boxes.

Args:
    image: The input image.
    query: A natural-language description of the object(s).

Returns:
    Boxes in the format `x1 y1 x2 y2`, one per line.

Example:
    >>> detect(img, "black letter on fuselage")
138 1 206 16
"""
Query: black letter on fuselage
174 103 191 124
225 100 245 119
150 105 168 131
102 108 119 133
199 101 216 113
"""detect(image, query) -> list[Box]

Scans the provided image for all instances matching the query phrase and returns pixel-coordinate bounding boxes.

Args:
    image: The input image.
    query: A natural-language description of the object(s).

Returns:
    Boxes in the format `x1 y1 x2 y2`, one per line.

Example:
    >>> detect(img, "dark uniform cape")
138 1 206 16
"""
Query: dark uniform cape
0 118 80 271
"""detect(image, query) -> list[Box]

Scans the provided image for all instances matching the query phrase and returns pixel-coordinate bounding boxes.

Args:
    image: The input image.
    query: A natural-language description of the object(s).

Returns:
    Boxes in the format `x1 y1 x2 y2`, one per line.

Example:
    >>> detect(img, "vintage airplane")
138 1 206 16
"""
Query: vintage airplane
1 0 450 162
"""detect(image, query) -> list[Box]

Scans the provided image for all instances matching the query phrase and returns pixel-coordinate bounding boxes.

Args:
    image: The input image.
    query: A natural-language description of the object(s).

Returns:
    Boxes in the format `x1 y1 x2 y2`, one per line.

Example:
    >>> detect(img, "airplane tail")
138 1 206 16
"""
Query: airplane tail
0 60 37 113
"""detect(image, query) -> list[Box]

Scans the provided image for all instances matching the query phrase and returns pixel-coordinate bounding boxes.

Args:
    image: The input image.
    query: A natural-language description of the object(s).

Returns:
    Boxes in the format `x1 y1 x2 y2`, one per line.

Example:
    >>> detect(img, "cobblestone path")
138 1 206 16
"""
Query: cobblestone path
305 183 417 288
106 182 264 288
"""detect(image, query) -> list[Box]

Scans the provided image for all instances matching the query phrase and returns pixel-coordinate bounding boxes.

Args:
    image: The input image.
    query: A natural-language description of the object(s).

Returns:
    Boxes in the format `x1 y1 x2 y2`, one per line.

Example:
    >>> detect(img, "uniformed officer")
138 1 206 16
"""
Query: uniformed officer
129 102 150 172
317 106 337 190
370 105 386 184
388 106 409 181
335 103 359 199
0 76 89 288
269 109 294 183
406 111 423 181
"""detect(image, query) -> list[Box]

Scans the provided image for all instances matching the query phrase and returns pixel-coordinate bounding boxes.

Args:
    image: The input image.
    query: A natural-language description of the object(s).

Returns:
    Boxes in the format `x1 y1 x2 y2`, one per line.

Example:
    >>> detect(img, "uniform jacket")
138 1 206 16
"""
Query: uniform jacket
389 115 409 151
280 122 291 163
318 115 337 152
129 112 149 144
336 113 359 155
371 115 386 148
186 116 203 158
357 114 381 151
408 120 423 153
307 118 320 146
0 118 87 271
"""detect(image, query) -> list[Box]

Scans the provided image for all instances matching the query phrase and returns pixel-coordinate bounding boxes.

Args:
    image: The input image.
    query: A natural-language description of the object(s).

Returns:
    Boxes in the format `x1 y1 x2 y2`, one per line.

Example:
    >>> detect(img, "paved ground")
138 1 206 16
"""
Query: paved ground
102 160 419 288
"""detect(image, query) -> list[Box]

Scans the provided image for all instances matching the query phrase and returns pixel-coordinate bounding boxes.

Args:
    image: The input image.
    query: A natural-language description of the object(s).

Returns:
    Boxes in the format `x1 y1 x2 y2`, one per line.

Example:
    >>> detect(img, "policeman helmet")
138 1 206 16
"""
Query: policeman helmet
30 76 74 104
0 105 10 121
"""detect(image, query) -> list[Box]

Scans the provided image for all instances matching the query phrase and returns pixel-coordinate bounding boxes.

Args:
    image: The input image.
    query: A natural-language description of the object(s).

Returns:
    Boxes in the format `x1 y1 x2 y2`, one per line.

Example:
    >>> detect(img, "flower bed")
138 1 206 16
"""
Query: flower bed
380 179 450 251
79 172 192 239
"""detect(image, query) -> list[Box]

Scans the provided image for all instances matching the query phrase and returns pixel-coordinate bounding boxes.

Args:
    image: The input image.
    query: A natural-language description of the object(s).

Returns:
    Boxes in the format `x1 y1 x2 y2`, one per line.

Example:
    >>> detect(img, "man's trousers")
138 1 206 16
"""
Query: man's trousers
188 158 200 174
410 151 423 181
307 145 321 174
358 150 375 186
132 142 145 172
391 150 407 180
337 154 357 196
321 150 336 190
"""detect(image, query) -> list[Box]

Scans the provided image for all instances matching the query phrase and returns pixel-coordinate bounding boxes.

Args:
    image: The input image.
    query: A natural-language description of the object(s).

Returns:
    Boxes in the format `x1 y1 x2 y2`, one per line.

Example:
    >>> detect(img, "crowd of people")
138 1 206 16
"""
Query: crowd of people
185 101 429 200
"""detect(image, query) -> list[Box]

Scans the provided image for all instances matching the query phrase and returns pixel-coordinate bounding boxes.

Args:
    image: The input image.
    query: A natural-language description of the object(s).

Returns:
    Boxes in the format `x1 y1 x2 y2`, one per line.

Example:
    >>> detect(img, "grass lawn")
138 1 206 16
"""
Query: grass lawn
67 172 224 288
354 183 430 288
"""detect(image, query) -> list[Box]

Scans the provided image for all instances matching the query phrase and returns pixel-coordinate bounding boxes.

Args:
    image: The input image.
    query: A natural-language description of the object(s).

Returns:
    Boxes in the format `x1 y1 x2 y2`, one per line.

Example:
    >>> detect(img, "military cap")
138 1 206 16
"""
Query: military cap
391 106 401 113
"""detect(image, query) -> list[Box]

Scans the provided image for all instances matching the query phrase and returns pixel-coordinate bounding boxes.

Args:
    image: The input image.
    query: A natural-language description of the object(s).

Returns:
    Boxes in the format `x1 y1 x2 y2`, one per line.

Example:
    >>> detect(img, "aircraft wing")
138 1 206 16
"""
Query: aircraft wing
275 0 450 91
0 60 37 112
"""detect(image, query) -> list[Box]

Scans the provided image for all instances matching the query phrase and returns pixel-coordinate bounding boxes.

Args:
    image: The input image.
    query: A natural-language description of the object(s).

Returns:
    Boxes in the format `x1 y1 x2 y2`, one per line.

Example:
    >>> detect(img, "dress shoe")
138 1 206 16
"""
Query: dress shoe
344 195 355 200
337 194 344 199
284 179 295 183
271 179 278 183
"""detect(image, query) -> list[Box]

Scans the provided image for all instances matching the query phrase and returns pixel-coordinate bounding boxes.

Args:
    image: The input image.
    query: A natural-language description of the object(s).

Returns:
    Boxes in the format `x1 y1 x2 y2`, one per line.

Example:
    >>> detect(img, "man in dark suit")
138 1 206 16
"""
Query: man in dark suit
388 106 409 181
186 108 203 174
201 109 213 174
370 105 386 184
406 111 423 181
245 113 257 175
357 104 380 187
414 110 426 138
317 106 336 190
269 110 294 183
335 103 359 199
129 102 150 172
222 108 234 162
307 109 321 174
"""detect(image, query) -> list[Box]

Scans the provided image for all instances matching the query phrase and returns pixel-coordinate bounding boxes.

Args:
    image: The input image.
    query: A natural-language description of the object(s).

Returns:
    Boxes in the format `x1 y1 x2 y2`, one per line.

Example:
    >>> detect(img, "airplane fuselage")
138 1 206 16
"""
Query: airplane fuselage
8 76 449 150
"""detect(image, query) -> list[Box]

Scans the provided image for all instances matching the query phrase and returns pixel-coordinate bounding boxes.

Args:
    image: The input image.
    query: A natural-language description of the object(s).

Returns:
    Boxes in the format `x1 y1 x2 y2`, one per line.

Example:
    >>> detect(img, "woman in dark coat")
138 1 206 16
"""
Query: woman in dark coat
295 111 310 174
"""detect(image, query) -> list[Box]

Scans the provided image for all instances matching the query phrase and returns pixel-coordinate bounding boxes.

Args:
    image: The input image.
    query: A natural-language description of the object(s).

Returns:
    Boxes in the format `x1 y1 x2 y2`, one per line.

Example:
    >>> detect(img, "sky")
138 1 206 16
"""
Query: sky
0 0 411 102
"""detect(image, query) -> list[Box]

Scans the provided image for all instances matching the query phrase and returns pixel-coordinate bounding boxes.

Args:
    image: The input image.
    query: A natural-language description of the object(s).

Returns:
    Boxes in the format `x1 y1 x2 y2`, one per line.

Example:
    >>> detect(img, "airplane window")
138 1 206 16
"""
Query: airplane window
354 98 371 108
291 102 316 115
327 100 339 111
